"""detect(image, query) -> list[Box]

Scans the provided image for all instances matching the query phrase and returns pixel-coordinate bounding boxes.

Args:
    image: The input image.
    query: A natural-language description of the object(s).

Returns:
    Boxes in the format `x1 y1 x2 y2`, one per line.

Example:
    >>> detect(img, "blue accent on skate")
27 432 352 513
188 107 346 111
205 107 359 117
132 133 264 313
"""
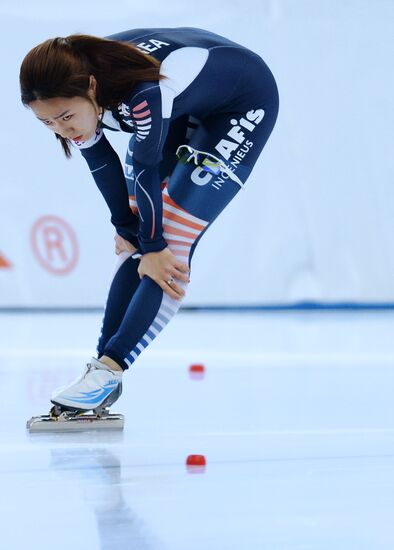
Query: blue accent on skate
62 380 119 405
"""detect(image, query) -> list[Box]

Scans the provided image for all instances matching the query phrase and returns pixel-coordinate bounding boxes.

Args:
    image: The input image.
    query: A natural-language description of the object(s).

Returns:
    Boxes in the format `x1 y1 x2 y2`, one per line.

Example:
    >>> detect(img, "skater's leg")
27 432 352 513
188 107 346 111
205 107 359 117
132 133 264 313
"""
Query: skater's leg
96 252 141 362
99 270 189 370
96 117 192 363
100 91 279 370
101 116 213 369
49 257 133 413
100 203 208 370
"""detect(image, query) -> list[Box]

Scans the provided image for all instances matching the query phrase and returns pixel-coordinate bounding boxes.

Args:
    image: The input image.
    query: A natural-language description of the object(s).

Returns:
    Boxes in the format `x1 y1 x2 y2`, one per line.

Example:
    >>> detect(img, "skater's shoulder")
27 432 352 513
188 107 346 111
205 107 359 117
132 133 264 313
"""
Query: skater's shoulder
128 80 161 100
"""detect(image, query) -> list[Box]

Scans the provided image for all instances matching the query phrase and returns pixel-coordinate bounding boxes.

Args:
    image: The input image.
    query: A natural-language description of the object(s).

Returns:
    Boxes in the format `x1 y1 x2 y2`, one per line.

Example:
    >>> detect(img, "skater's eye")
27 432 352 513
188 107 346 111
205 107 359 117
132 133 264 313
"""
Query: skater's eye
38 111 73 125
42 114 73 125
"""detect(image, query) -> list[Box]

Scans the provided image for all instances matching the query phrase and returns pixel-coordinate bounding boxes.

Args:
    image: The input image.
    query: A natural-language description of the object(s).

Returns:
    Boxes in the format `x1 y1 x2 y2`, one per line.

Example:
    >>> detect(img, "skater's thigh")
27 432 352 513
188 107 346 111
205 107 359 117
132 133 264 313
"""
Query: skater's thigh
167 107 277 222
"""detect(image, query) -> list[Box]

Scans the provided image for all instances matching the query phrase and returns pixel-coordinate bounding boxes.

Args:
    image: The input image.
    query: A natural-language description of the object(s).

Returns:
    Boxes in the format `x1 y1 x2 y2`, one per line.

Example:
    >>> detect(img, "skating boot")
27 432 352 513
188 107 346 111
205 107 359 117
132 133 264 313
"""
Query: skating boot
27 358 124 432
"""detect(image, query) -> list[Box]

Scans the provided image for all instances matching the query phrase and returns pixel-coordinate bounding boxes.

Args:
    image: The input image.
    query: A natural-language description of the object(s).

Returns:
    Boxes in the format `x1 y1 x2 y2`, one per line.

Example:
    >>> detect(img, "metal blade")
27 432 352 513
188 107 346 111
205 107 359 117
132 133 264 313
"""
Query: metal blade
26 413 124 432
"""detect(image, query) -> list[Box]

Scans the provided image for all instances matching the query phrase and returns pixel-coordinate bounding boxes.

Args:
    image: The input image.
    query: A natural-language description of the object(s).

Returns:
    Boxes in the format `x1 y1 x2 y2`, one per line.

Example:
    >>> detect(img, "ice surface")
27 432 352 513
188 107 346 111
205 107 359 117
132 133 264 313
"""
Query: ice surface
1 310 394 549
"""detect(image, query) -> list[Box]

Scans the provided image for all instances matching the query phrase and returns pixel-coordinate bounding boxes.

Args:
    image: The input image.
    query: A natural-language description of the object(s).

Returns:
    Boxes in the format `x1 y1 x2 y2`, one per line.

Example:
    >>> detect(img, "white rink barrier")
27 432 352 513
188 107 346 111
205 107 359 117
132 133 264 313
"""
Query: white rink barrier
1 1 393 307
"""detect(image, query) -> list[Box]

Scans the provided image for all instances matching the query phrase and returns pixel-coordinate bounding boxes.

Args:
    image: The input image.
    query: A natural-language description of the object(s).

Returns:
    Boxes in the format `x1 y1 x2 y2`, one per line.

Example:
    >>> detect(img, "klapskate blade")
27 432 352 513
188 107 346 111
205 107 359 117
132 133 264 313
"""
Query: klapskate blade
26 413 124 432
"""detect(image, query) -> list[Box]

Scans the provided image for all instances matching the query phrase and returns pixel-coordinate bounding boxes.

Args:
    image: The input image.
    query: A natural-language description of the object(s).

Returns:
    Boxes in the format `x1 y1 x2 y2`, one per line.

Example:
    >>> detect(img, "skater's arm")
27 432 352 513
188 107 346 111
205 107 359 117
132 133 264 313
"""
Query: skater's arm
77 129 140 248
124 83 171 254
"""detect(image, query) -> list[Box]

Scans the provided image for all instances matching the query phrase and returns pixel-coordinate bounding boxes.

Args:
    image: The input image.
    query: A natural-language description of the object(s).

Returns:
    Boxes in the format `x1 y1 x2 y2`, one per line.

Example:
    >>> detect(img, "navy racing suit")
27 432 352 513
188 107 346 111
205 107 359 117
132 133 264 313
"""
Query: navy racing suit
74 27 279 369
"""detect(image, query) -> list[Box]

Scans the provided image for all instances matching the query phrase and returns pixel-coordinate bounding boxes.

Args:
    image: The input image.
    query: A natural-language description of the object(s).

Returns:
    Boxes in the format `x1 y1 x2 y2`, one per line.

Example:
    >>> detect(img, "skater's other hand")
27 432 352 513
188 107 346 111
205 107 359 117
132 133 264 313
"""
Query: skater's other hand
138 247 190 300
114 234 138 255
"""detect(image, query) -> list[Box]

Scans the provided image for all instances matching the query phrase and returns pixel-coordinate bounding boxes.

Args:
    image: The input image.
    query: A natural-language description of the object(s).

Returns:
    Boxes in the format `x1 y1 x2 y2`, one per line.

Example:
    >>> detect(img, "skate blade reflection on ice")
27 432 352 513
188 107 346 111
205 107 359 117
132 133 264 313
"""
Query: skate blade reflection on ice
26 413 125 432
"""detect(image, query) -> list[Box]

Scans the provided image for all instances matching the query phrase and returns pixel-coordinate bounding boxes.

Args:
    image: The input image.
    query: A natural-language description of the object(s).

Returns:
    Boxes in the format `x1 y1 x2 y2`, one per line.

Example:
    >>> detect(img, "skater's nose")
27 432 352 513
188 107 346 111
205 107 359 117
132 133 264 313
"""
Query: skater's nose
51 119 74 138
35 115 72 138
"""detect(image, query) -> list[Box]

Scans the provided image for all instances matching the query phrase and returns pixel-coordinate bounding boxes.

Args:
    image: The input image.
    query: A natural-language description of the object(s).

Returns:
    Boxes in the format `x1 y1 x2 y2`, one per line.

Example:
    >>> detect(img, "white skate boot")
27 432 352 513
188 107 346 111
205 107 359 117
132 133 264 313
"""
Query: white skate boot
51 357 123 414
27 358 124 432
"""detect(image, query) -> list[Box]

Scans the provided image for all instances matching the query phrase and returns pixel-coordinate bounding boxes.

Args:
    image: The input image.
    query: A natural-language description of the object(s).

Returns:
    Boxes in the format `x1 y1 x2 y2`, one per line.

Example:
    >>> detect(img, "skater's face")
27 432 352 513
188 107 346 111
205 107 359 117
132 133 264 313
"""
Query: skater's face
29 77 101 143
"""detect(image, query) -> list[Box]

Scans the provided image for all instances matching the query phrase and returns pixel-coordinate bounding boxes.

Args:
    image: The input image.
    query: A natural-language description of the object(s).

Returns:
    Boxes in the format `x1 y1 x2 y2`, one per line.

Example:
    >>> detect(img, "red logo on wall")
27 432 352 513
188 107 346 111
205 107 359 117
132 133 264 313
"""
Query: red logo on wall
31 215 79 275
0 252 12 269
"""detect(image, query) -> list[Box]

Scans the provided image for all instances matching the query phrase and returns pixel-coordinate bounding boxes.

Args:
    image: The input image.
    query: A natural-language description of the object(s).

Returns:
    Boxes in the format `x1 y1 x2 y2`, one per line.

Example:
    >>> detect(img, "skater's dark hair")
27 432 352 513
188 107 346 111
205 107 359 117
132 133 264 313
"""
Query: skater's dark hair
19 34 163 158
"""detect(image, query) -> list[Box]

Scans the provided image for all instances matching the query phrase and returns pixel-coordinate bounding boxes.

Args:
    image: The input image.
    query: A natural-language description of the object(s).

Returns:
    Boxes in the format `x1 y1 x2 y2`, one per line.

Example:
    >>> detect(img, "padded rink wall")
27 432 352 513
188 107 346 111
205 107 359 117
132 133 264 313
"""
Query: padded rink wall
0 0 393 308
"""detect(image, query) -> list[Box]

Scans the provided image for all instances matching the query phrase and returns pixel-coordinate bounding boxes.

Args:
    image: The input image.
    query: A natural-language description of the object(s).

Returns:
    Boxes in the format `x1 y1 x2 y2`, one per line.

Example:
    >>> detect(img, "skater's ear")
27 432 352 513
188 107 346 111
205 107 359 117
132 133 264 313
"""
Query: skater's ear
88 75 97 95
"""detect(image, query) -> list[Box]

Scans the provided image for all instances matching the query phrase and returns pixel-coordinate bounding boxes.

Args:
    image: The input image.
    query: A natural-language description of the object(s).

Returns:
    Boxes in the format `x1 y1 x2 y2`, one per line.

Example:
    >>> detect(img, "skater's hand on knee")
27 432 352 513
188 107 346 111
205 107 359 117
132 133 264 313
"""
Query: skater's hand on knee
138 247 190 300
114 234 137 255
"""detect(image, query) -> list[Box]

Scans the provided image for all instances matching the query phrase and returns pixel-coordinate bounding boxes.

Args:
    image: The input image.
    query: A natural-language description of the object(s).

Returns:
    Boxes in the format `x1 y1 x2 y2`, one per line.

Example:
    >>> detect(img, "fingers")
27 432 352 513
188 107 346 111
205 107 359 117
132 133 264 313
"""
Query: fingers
137 249 190 298
115 234 124 255
163 258 190 296
114 234 137 255
173 267 190 283
165 249 189 275
137 270 187 300
115 244 125 255
175 261 190 273
160 270 187 300
160 279 185 300
173 261 190 283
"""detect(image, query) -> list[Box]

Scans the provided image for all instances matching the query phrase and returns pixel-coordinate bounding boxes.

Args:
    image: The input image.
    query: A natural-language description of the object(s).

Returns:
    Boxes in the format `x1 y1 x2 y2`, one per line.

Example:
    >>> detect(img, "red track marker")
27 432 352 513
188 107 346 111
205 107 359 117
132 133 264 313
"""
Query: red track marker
189 364 206 379
186 454 206 466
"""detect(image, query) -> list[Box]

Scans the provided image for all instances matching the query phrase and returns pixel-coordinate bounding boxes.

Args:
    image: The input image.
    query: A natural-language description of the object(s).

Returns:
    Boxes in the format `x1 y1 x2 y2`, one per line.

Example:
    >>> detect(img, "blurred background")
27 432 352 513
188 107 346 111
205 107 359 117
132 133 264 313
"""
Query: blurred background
1 0 393 309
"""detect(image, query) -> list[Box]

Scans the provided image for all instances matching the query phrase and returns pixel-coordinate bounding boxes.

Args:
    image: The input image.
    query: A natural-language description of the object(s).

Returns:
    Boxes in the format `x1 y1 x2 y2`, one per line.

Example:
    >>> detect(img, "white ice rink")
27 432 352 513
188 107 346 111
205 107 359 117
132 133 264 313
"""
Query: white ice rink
1 309 394 549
